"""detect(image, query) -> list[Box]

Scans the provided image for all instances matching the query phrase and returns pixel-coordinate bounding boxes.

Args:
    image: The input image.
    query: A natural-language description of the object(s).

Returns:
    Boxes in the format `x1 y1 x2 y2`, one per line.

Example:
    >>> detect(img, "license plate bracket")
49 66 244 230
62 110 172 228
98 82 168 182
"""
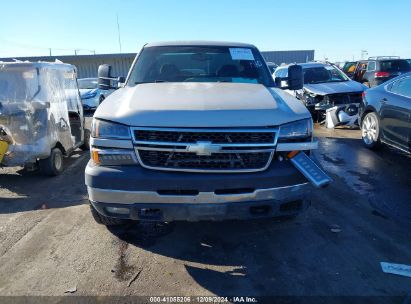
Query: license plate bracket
289 152 332 188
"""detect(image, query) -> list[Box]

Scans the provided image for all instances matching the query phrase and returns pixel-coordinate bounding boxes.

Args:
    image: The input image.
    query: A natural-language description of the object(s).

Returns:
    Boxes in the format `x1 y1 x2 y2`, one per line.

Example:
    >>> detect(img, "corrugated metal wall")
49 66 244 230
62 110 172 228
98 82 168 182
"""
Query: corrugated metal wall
0 53 136 79
0 50 314 79
261 50 314 65
68 56 136 78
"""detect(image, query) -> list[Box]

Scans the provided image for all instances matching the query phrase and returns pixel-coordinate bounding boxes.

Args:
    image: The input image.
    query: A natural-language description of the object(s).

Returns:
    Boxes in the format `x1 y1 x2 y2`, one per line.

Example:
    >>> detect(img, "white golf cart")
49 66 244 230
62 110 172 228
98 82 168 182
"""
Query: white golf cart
0 62 89 176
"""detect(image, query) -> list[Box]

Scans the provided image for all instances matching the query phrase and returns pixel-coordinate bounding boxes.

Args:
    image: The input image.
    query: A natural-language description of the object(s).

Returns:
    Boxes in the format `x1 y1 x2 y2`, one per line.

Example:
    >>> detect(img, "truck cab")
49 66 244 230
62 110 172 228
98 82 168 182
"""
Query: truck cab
85 41 328 226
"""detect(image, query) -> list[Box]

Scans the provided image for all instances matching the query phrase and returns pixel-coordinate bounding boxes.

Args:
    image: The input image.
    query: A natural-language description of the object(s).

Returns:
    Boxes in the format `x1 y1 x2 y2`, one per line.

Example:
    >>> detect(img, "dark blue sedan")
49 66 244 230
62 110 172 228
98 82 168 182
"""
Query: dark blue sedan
359 72 411 153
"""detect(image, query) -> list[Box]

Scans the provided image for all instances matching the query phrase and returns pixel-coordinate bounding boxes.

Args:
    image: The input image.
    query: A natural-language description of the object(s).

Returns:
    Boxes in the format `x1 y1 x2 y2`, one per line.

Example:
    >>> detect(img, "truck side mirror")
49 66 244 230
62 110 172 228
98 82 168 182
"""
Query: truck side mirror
98 64 113 90
287 65 303 90
98 64 125 90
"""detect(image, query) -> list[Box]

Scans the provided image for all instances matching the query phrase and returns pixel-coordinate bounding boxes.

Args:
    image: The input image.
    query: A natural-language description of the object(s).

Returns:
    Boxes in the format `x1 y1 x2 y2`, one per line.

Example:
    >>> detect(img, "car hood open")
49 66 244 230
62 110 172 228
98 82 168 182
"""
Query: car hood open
94 82 310 127
304 81 367 95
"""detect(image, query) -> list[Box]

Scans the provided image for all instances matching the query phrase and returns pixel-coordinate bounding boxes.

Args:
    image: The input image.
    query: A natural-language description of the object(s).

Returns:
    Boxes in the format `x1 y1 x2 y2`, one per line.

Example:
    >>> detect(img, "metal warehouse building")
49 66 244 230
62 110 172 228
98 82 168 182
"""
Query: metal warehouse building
0 53 136 79
261 50 314 65
0 50 314 78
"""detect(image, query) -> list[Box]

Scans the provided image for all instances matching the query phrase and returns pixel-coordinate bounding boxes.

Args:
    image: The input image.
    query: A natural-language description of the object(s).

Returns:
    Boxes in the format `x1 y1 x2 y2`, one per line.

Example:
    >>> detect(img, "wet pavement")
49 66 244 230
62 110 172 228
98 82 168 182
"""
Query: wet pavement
315 126 411 224
0 125 410 301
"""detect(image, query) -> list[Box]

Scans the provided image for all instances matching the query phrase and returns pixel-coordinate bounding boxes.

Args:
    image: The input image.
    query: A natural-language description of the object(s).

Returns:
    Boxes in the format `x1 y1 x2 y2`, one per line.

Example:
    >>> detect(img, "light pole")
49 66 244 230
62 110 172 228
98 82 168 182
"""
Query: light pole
116 14 122 53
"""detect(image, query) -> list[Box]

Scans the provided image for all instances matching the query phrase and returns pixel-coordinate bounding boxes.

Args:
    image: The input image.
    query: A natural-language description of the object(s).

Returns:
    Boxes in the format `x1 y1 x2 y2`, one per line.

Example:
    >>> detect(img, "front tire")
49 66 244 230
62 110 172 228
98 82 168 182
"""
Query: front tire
90 204 128 226
39 147 64 176
361 112 381 149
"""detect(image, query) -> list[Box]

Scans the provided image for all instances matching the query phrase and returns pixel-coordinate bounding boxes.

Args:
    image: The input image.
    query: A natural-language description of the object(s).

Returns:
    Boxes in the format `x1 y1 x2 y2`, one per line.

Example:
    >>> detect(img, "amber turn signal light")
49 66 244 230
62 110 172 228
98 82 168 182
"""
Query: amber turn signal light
287 150 300 159
91 149 100 165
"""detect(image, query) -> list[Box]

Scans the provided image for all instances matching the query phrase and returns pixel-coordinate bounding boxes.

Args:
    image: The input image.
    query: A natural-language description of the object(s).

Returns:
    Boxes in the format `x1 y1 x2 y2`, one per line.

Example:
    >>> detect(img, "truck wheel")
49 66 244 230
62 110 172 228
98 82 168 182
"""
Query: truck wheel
80 129 91 151
90 205 128 226
361 112 381 149
39 147 64 176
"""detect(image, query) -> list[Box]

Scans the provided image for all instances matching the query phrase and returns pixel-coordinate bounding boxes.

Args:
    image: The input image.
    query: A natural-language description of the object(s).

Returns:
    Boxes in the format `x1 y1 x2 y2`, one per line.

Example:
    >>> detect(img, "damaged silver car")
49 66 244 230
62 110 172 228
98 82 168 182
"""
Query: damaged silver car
0 62 90 175
273 62 368 125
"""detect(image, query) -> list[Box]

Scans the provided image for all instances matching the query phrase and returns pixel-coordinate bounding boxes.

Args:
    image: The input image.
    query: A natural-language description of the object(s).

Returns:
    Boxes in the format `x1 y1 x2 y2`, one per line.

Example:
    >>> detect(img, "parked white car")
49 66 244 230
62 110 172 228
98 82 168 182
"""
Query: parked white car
85 41 331 226
78 78 114 111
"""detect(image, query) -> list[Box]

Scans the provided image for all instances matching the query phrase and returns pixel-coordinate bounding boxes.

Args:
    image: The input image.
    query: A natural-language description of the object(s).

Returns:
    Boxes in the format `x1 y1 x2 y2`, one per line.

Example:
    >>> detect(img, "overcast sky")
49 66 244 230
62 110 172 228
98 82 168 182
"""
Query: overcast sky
0 0 410 61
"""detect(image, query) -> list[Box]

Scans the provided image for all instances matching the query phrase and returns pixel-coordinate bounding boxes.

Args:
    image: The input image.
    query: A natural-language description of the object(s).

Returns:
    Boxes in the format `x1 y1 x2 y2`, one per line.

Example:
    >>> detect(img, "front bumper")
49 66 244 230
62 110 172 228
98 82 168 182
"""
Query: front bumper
86 159 312 221
89 184 310 221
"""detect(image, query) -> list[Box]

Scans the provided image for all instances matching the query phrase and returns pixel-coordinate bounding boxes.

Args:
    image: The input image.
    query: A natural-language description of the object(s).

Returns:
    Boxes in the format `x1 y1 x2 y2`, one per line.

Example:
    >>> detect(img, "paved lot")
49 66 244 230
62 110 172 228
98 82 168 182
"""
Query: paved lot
0 123 410 300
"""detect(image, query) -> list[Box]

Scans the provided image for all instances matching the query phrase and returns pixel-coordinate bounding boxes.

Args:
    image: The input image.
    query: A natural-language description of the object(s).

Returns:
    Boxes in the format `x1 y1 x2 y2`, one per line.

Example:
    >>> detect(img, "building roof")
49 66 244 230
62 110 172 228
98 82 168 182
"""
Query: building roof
0 53 137 62
0 61 75 70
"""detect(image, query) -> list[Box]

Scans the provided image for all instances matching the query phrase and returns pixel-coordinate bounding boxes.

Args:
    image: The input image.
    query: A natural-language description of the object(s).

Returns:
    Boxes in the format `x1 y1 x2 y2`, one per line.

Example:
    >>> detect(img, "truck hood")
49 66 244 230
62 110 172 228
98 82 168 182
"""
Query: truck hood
304 80 367 95
95 82 310 127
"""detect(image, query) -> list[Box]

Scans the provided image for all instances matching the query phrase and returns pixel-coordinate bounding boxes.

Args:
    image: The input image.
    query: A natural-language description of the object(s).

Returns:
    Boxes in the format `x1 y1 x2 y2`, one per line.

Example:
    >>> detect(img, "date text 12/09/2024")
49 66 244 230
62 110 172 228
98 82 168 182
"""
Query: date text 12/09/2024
149 296 258 303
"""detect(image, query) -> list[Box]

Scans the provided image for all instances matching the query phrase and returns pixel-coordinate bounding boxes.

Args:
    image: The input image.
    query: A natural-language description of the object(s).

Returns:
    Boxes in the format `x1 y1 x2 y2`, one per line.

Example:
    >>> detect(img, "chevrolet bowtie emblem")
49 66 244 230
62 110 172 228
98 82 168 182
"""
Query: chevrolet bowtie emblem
186 141 222 156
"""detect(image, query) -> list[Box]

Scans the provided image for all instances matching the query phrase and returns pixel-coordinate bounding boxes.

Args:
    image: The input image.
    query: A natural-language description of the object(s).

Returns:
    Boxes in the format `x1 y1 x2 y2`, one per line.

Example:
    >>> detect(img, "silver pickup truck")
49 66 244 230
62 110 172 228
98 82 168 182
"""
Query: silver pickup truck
85 41 330 226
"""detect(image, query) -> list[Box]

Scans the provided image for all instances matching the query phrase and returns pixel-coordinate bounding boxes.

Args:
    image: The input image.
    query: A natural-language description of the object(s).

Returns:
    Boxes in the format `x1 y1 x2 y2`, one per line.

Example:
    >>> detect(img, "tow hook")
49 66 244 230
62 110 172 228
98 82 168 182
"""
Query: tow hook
287 151 332 188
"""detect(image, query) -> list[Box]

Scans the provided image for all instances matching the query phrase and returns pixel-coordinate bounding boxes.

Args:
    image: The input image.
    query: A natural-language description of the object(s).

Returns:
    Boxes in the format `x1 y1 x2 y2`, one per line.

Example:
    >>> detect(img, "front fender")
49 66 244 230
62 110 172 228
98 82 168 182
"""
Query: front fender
359 104 378 126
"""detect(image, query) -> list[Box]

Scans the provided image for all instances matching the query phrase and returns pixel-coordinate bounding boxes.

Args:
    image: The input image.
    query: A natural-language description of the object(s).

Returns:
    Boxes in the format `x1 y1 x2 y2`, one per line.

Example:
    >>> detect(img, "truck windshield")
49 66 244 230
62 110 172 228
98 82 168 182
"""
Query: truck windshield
303 66 349 84
127 46 274 87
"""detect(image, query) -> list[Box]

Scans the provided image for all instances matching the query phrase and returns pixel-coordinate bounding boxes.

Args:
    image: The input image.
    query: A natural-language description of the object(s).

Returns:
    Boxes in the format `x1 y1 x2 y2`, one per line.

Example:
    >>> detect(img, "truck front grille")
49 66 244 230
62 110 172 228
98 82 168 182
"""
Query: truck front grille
132 127 278 173
139 150 272 170
135 130 274 144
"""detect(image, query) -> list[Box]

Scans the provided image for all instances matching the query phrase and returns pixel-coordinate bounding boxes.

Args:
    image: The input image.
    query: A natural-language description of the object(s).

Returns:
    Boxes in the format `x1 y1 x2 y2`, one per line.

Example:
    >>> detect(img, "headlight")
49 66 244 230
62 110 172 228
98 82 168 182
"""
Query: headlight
91 148 138 166
279 119 313 140
91 119 131 139
304 94 316 105
301 90 317 106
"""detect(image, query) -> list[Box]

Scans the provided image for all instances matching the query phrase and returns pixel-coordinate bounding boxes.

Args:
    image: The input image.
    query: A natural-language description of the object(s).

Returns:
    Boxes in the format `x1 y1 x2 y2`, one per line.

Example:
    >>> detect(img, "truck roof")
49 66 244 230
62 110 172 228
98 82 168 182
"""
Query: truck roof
144 41 257 48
